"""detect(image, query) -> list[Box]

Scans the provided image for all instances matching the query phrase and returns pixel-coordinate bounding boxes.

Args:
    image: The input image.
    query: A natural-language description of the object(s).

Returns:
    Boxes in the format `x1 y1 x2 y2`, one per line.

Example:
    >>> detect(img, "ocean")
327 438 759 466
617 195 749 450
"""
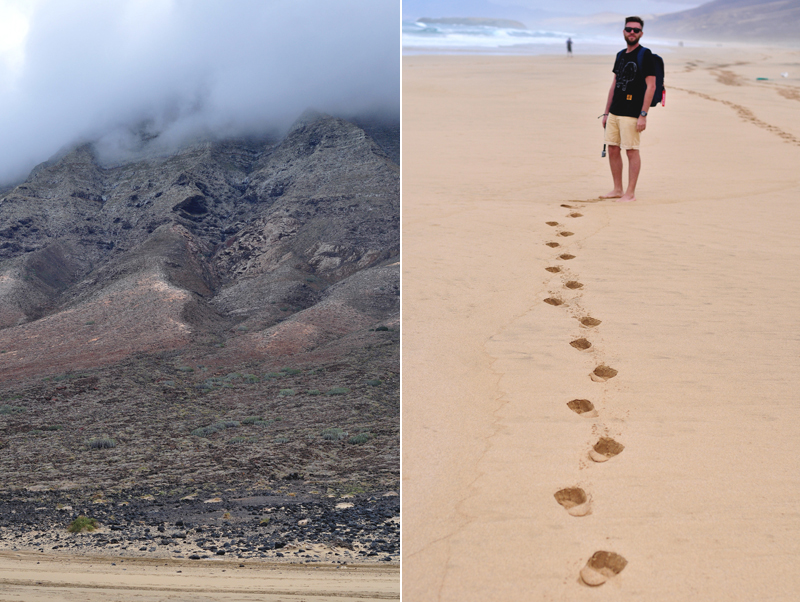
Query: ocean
402 19 679 56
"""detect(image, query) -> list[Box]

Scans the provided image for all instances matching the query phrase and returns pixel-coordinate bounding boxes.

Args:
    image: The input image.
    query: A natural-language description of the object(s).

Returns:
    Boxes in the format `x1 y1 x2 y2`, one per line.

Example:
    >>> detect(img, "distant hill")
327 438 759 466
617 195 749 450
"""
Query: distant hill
649 0 800 42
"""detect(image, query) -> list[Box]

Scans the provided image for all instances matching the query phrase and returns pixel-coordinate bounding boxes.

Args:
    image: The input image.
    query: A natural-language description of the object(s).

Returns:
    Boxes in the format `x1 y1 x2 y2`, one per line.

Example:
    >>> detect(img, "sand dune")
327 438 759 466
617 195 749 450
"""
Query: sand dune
402 44 800 599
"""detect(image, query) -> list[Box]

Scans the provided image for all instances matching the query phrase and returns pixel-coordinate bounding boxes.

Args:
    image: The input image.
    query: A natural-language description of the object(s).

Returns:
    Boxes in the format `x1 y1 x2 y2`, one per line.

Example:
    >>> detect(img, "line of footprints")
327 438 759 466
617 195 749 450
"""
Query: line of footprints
543 204 628 588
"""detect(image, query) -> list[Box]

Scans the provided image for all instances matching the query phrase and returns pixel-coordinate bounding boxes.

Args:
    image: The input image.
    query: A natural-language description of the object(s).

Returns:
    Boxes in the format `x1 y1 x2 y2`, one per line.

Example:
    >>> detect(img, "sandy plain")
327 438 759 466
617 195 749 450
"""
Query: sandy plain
402 44 800 600
0 551 398 601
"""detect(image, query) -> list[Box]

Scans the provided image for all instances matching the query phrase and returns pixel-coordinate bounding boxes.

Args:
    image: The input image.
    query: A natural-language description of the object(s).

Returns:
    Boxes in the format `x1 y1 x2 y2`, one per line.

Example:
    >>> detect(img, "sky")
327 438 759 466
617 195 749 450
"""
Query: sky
0 0 400 186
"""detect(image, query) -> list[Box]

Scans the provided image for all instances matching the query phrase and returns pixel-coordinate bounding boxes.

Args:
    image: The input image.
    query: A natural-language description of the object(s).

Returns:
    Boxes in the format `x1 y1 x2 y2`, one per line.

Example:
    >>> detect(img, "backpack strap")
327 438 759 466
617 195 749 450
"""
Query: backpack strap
636 46 646 72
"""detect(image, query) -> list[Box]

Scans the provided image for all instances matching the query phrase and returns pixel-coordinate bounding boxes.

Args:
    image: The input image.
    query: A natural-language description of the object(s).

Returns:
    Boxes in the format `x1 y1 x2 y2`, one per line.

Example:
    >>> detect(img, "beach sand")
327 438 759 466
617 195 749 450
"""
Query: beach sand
402 45 800 599
0 551 398 601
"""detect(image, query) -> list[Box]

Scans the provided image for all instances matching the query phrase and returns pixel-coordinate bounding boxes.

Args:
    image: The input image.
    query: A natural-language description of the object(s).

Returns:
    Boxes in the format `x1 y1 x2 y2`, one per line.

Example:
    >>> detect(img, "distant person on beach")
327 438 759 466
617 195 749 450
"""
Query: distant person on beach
566 37 572 55
600 16 656 203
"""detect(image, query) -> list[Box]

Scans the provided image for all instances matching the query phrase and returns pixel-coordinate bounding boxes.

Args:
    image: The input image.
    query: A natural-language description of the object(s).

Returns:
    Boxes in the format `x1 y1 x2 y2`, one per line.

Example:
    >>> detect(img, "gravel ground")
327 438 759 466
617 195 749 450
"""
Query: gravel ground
0 486 399 564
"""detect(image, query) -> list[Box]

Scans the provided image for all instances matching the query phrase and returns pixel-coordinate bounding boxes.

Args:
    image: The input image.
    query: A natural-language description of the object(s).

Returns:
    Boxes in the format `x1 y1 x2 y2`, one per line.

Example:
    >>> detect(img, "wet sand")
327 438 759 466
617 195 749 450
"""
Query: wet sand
402 45 800 599
0 551 398 601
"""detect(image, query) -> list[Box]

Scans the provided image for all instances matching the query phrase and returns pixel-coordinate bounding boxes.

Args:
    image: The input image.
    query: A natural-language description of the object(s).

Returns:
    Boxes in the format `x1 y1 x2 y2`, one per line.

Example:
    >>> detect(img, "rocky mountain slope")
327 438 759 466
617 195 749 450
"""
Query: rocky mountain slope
0 113 399 499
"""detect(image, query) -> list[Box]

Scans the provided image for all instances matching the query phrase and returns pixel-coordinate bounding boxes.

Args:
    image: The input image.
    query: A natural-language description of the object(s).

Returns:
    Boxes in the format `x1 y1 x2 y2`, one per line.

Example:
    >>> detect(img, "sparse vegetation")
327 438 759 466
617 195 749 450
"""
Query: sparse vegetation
88 438 117 450
228 436 247 444
307 389 321 395
0 404 26 414
191 420 240 438
274 436 289 444
342 483 366 495
242 416 262 425
326 387 349 395
68 516 98 533
366 379 381 386
348 432 371 445
281 368 302 375
322 427 347 441
279 388 296 396
191 426 217 437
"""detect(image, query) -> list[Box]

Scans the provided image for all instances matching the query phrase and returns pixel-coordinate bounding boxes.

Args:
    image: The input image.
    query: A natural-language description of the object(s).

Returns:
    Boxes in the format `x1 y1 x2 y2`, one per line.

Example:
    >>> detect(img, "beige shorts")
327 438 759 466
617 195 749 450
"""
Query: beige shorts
604 113 640 150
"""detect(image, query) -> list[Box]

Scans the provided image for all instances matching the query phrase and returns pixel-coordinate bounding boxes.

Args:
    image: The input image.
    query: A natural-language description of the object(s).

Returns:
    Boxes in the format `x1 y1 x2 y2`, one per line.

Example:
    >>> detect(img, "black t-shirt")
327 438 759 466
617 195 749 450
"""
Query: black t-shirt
609 46 656 118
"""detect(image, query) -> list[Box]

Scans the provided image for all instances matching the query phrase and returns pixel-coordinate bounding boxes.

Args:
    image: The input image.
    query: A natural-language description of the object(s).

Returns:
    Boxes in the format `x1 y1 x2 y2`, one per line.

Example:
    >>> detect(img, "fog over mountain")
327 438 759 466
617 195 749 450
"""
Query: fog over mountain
0 0 400 186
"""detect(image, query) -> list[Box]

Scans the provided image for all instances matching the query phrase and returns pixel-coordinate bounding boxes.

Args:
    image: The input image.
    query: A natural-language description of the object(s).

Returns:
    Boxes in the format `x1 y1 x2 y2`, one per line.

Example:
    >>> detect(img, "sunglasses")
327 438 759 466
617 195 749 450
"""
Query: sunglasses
624 27 642 33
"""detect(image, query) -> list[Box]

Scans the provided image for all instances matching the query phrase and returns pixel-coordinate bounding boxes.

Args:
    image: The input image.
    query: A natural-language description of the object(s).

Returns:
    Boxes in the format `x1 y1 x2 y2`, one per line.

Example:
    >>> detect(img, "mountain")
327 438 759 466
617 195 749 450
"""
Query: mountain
649 0 800 42
0 113 399 496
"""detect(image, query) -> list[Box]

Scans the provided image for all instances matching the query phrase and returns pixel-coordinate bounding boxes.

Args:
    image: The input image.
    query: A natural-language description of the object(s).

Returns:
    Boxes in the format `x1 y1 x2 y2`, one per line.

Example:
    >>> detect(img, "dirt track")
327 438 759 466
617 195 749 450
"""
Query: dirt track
0 550 399 601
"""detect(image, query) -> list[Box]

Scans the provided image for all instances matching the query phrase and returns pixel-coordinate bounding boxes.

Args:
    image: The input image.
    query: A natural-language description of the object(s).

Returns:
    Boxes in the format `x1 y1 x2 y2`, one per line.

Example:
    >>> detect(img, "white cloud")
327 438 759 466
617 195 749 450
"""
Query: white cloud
0 0 400 185
0 0 35 91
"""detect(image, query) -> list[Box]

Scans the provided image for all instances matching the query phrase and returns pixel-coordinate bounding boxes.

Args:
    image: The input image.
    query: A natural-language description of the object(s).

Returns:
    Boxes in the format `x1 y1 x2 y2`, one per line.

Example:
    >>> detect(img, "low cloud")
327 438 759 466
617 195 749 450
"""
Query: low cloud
0 0 400 184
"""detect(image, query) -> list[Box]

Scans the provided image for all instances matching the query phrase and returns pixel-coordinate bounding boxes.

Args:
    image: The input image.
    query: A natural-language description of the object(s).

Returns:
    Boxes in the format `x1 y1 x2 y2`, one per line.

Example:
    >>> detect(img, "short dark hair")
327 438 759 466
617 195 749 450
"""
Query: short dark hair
625 16 644 27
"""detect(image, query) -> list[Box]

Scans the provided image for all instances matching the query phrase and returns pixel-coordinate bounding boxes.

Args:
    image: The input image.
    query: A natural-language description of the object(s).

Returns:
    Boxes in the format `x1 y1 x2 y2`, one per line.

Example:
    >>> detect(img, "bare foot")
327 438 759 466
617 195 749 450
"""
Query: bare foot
599 190 622 199
614 193 636 203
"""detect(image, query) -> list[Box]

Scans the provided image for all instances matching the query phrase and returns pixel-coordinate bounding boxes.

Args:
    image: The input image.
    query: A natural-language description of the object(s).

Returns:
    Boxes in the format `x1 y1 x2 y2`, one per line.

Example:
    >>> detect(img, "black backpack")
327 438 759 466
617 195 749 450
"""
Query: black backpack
637 46 665 107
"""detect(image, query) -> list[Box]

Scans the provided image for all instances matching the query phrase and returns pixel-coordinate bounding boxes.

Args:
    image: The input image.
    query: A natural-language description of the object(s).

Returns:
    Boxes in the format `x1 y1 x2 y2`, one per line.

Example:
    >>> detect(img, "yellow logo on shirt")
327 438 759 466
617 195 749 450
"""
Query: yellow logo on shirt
626 94 632 100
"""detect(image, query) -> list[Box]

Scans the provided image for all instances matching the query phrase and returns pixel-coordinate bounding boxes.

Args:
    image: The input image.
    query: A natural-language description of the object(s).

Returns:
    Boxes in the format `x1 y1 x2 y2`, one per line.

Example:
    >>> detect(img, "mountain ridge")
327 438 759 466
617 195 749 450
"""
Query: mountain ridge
649 0 800 42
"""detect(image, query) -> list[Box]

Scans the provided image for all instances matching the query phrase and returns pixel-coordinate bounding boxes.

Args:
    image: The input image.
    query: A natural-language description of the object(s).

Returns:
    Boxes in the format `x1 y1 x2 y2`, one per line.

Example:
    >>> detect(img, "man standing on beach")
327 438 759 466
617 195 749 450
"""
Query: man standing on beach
566 37 573 55
600 17 656 203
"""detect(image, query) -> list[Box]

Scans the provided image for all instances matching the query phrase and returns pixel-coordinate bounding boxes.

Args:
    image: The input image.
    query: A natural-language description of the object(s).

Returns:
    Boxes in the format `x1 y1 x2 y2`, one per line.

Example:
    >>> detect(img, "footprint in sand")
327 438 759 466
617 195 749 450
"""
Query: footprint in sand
557 231 574 237
554 487 592 517
544 297 564 306
589 437 624 463
558 253 575 260
590 365 617 382
546 242 560 248
579 551 628 587
570 338 592 351
580 316 601 327
545 266 561 273
568 212 583 218
565 281 583 290
546 221 560 226
567 399 597 417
